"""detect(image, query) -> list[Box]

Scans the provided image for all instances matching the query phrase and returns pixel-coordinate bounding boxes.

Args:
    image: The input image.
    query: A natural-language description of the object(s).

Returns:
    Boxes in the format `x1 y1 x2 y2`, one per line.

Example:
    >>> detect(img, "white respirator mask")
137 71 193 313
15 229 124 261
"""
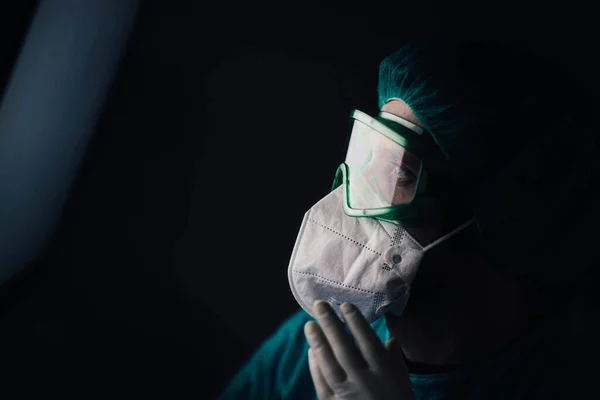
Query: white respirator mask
287 185 473 323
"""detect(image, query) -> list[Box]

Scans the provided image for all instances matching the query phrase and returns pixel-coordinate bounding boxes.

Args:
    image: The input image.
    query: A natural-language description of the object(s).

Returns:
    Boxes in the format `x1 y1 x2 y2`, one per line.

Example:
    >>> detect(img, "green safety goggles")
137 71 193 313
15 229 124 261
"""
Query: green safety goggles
331 109 451 224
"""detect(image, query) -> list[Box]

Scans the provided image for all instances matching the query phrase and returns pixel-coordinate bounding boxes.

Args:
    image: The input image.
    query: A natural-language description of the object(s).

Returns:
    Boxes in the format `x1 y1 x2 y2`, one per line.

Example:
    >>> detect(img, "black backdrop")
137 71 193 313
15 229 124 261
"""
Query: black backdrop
0 1 598 399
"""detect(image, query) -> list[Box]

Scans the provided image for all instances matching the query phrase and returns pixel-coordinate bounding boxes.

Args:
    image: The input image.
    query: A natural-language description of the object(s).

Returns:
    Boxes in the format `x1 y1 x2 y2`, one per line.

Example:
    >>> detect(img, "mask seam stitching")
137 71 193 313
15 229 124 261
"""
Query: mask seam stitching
375 219 393 239
292 270 377 294
373 292 385 318
392 225 402 246
307 218 382 256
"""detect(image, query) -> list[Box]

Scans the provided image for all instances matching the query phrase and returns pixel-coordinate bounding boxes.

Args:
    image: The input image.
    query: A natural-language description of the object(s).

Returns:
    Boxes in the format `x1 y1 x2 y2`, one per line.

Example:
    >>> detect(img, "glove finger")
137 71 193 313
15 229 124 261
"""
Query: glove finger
311 301 366 374
305 321 347 385
308 348 335 400
385 337 414 396
385 337 409 374
341 303 389 372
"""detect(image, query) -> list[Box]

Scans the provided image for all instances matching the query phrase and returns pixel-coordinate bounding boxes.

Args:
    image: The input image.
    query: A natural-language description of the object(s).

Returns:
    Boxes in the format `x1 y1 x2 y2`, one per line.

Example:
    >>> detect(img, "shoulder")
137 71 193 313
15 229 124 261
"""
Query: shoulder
217 309 315 400
218 309 391 400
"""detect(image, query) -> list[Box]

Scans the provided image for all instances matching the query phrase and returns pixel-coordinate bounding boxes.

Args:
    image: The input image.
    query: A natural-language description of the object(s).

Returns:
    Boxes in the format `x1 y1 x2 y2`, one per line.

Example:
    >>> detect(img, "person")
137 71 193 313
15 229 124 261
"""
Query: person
217 38 599 399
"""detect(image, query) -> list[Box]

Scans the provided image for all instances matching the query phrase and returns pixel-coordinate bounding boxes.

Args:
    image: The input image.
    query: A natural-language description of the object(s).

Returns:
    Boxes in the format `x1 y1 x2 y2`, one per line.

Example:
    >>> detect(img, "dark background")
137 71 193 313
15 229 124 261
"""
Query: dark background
0 1 598 399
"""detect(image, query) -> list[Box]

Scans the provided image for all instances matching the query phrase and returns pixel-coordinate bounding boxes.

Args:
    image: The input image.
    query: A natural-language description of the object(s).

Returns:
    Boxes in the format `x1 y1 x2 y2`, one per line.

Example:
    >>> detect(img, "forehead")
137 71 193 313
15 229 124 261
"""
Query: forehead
380 100 423 127
350 118 421 168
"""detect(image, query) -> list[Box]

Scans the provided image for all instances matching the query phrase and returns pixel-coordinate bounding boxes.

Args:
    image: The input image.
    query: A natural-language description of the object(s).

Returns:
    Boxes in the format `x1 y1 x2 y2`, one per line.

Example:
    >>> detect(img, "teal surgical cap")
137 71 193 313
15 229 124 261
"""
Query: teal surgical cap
376 39 600 289
376 39 596 190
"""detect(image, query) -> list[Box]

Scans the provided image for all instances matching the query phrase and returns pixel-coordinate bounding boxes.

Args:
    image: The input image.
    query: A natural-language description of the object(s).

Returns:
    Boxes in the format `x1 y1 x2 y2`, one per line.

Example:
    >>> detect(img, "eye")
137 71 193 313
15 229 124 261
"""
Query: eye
394 165 415 180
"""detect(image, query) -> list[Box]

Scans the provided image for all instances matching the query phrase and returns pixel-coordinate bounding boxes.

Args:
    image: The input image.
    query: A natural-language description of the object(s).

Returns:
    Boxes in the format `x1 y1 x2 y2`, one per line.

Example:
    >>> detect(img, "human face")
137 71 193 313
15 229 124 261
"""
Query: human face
346 120 421 207
380 99 445 246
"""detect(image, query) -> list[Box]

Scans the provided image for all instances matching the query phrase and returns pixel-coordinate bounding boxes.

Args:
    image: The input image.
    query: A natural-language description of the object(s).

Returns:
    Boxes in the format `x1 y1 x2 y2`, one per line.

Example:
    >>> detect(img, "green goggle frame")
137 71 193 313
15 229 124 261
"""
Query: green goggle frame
331 109 449 224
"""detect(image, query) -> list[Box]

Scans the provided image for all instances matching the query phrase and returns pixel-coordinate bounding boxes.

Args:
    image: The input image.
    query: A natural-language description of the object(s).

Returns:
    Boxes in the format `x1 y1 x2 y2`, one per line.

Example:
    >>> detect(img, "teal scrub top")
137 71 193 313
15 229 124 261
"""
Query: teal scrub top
217 308 585 400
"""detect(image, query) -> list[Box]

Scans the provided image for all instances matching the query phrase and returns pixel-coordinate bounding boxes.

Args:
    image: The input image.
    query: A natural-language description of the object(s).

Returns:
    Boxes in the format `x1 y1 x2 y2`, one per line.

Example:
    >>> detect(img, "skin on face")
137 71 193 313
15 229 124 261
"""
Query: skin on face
379 99 532 369
380 99 445 246
347 127 420 206
381 99 423 126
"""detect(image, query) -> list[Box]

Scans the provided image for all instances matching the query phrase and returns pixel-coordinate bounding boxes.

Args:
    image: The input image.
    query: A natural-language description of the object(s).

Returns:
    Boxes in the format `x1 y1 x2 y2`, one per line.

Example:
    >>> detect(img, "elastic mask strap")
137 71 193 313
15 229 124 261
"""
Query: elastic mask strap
422 219 476 253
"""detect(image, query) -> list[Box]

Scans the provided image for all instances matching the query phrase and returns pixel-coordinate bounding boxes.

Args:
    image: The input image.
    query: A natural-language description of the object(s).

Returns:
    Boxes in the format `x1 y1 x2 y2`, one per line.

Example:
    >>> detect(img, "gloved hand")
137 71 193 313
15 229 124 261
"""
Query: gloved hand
305 301 415 400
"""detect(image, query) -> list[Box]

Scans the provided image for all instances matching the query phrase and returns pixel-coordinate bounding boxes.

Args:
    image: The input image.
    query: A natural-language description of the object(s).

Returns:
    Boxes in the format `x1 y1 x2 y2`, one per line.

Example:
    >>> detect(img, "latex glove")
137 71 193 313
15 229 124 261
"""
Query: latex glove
305 301 415 400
